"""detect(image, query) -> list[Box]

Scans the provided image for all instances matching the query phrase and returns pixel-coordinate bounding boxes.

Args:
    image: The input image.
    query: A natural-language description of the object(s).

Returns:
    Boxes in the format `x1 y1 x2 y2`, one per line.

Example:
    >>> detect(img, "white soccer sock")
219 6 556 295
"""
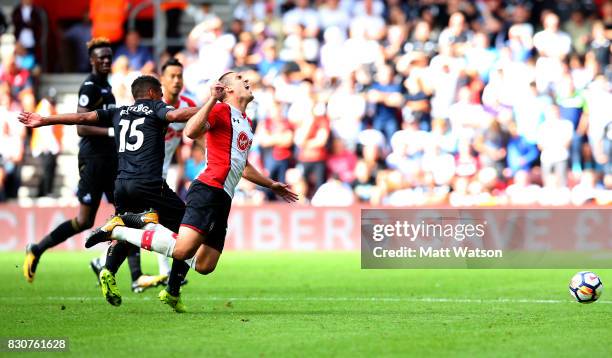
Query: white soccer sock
98 245 109 266
157 253 171 275
184 256 197 270
112 224 176 257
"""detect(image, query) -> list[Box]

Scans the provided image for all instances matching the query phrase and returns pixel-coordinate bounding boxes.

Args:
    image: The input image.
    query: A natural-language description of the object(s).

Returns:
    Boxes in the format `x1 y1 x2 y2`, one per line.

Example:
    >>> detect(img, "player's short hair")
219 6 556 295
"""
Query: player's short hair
87 37 112 56
218 71 235 86
131 75 162 99
161 58 183 73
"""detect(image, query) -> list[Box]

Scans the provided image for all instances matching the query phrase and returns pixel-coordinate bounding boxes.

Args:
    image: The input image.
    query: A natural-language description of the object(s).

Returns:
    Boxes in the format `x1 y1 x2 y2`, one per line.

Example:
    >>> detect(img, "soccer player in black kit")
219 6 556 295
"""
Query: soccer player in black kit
19 76 199 307
23 38 120 282
23 38 163 292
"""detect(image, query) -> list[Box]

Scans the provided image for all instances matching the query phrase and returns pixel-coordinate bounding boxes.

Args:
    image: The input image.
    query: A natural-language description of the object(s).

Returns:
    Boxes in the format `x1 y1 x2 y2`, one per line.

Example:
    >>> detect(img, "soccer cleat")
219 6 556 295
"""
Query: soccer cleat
119 209 159 229
85 216 126 248
131 274 168 293
23 244 40 283
90 257 103 285
99 268 122 306
159 289 186 313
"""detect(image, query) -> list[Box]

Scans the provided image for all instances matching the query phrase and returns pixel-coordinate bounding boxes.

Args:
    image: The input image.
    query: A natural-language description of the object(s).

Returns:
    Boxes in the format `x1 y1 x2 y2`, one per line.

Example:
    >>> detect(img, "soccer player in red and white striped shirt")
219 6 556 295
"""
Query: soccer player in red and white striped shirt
156 58 196 279
87 72 298 312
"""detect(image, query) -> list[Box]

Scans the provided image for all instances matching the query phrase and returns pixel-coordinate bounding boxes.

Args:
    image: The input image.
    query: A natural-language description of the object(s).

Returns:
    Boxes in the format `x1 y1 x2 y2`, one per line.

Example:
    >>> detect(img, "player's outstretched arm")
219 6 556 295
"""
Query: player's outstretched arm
166 106 201 123
19 111 99 128
77 105 113 137
184 82 225 139
242 161 299 203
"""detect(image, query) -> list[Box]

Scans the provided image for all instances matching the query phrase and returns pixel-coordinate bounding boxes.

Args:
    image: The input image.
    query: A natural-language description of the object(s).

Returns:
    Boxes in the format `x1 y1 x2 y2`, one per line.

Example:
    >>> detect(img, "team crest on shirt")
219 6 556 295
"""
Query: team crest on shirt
237 131 251 151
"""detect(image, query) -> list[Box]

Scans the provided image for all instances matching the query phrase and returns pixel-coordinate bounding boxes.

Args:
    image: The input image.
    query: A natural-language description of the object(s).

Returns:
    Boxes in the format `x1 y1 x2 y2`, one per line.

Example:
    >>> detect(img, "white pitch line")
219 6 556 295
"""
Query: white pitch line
1 296 611 305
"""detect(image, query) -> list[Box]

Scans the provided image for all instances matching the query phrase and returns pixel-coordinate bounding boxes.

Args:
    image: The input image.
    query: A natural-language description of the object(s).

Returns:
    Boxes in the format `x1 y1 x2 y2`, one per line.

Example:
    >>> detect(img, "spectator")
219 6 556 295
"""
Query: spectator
63 12 93 72
109 55 136 105
0 84 25 201
367 64 403 141
327 74 366 147
596 122 612 189
11 0 45 62
587 21 610 70
506 23 533 63
438 11 473 53
403 20 437 57
563 9 592 55
351 160 376 203
350 0 386 41
294 103 331 198
257 101 294 186
555 74 587 174
320 27 347 79
511 82 549 144
279 22 320 63
583 76 612 182
326 137 357 184
115 30 154 71
282 0 319 37
533 11 571 59
505 119 539 176
505 170 540 206
31 93 61 197
190 17 235 81
473 119 507 175
429 117 458 155
0 53 33 99
185 1 218 25
182 141 206 196
357 129 386 175
317 0 350 34
233 0 267 32
386 119 427 180
257 39 285 80
311 174 355 206
465 32 498 83
403 74 432 131
537 105 573 188
14 43 37 73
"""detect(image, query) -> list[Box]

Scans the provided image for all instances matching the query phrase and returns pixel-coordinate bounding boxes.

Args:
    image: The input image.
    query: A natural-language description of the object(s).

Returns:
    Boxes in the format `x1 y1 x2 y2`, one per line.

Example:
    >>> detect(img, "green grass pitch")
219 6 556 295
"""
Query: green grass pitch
1 251 611 357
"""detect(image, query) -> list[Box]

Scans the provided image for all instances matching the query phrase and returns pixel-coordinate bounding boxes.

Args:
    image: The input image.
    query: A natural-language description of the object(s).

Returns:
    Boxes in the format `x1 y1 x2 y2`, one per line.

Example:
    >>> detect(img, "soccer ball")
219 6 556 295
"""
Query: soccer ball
569 271 603 304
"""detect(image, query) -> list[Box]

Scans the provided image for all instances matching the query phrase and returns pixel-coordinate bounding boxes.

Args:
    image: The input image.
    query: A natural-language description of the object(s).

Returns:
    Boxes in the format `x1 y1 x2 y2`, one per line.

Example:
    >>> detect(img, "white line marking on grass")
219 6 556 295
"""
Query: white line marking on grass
3 296 612 304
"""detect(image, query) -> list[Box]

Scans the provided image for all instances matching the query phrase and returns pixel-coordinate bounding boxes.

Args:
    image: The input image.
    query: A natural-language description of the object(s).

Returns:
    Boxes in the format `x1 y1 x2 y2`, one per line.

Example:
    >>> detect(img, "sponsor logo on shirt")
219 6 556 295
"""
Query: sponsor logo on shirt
237 131 251 151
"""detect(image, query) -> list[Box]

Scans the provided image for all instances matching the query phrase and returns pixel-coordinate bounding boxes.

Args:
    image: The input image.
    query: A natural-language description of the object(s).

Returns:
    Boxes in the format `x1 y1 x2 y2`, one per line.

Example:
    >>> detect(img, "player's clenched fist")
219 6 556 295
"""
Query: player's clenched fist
210 81 226 101
18 112 44 128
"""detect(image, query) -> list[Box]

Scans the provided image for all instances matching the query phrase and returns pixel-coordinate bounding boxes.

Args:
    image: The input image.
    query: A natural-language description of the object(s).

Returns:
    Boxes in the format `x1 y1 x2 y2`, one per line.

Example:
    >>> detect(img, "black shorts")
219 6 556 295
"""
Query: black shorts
77 155 117 206
114 178 185 232
181 180 232 252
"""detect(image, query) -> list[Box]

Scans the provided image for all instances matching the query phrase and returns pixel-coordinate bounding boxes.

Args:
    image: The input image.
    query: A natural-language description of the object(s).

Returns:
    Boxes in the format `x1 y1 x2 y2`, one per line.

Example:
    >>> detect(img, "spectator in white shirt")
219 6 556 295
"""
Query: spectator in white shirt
282 0 319 37
533 11 572 59
537 105 573 187
317 0 350 34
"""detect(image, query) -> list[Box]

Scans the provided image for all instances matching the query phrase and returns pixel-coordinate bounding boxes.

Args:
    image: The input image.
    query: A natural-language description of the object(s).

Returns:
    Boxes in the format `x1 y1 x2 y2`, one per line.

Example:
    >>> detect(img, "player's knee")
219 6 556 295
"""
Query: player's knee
172 247 195 261
195 262 216 275
75 216 94 230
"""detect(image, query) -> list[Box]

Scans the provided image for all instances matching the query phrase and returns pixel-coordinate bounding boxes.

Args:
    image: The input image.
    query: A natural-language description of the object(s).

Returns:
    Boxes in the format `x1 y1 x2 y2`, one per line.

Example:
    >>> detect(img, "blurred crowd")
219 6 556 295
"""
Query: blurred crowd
0 0 58 202
1 0 612 207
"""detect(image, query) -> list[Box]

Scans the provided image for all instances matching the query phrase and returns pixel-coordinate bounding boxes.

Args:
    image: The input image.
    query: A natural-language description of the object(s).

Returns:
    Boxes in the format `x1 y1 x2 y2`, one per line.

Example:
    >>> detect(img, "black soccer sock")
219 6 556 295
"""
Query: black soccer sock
166 259 190 296
104 241 131 275
33 219 80 256
127 247 143 281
